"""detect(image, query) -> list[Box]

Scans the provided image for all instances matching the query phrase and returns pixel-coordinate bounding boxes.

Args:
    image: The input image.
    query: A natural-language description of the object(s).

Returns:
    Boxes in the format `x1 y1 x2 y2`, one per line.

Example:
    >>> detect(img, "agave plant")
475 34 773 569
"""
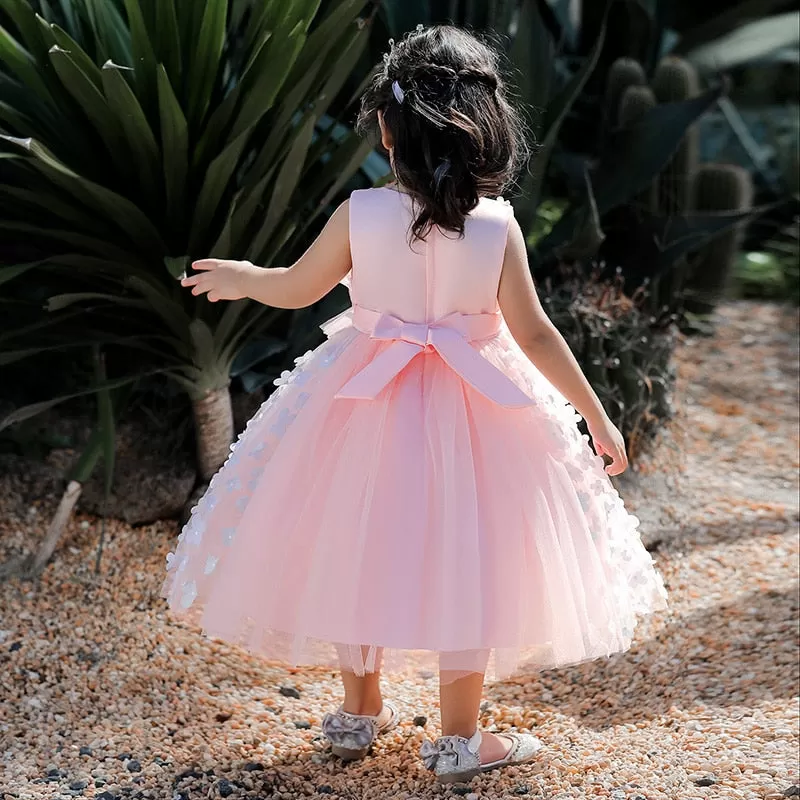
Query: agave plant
0 0 375 480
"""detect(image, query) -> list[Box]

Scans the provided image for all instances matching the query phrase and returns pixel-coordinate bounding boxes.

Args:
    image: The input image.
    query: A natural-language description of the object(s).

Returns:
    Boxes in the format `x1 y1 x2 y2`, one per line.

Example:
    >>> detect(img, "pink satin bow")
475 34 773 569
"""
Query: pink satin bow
335 306 534 408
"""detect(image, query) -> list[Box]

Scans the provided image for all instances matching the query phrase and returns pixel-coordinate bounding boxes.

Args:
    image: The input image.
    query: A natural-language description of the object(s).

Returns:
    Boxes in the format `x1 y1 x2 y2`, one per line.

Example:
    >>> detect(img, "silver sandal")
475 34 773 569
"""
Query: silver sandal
321 701 400 760
420 728 543 784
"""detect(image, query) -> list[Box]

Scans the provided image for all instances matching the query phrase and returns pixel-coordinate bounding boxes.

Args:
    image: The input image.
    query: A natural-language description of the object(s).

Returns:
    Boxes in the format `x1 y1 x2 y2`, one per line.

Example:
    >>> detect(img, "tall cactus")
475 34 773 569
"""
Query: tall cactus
605 57 647 131
618 85 660 213
685 164 755 314
652 57 701 216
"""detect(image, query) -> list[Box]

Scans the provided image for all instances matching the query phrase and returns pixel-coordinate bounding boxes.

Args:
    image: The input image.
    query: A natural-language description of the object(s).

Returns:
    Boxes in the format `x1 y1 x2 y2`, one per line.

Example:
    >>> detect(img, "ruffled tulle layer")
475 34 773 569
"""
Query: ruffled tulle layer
160 310 668 682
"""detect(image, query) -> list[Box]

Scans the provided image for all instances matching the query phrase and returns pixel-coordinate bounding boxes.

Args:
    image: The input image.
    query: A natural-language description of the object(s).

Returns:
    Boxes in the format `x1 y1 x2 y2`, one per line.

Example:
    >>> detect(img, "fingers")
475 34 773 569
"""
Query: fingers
605 445 628 476
183 276 213 297
191 259 220 271
180 260 221 298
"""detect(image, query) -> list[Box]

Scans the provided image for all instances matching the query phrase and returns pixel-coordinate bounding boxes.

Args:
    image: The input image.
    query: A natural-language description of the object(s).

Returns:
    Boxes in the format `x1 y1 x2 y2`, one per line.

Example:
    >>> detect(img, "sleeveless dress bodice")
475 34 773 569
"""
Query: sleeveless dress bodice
348 187 512 322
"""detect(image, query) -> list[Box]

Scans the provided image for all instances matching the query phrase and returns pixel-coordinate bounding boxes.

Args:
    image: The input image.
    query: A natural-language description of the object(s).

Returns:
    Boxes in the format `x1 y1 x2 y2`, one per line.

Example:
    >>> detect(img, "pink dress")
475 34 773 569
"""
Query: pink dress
160 186 668 681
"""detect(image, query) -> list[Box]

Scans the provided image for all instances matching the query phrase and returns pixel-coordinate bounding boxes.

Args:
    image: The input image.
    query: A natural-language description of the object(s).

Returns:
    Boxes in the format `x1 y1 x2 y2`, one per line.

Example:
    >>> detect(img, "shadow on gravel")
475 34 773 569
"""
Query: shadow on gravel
668 514 798 550
167 741 442 800
488 583 799 731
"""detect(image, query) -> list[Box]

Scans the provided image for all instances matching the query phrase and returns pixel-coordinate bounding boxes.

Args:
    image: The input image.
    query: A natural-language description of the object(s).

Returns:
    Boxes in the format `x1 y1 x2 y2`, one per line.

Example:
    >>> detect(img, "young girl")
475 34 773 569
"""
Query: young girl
162 25 668 785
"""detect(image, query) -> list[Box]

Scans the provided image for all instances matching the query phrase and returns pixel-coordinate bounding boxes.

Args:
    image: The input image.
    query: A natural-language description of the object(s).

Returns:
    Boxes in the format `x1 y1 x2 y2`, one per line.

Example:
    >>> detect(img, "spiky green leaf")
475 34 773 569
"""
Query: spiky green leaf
186 0 226 126
248 112 317 262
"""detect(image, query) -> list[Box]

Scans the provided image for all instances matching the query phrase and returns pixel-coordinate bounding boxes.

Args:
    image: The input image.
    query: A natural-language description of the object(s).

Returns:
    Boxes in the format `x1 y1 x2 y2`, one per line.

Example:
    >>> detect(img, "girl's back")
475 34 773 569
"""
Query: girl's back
349 187 512 321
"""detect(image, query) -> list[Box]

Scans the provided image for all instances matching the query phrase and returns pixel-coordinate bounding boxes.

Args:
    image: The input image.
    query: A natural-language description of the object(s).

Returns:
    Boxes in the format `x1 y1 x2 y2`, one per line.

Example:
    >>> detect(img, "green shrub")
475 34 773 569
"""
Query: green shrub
542 267 679 460
0 0 375 479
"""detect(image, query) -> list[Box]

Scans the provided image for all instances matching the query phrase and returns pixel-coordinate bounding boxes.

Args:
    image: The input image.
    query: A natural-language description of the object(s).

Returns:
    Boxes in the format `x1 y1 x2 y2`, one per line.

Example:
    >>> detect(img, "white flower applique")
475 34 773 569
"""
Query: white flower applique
273 370 293 389
166 337 354 614
270 408 295 438
294 350 315 368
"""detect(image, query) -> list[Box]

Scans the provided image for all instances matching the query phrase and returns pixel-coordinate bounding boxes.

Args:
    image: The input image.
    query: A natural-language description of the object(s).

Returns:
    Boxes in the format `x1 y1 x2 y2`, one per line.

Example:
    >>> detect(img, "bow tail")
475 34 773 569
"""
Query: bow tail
432 331 535 409
336 340 422 400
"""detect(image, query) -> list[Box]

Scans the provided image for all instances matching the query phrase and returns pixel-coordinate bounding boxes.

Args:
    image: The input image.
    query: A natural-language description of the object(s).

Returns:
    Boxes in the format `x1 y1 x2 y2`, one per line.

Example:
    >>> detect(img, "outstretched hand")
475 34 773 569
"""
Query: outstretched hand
587 417 629 476
180 259 258 302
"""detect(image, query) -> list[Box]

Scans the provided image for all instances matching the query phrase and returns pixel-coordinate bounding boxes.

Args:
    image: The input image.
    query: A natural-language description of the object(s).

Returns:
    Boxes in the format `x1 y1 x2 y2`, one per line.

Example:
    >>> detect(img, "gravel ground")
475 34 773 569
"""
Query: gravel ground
1 301 798 800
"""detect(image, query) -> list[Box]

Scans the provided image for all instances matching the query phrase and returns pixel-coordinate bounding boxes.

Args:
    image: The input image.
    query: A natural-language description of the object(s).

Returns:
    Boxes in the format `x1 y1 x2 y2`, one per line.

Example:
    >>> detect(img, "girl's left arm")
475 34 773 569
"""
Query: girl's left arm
181 200 352 309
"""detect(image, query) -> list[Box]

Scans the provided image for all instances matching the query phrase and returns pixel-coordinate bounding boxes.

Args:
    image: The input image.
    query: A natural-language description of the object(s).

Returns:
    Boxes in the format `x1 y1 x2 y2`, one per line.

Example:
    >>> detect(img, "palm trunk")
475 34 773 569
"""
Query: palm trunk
191 384 234 482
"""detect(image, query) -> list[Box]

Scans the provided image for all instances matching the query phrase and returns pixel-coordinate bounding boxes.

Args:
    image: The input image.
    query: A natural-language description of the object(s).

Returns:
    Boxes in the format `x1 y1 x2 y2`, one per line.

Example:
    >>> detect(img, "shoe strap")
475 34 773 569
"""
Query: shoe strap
336 702 395 726
466 728 482 755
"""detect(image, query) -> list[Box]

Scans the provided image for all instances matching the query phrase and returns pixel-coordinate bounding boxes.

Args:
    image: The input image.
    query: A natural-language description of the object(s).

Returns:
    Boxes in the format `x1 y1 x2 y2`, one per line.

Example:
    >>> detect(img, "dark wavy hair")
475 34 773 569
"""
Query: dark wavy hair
357 25 529 242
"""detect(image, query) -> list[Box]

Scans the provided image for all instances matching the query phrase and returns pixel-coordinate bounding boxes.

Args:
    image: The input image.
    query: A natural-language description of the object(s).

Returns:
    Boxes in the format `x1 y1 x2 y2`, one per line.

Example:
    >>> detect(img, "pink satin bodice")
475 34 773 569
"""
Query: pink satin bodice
332 187 531 408
348 186 514 323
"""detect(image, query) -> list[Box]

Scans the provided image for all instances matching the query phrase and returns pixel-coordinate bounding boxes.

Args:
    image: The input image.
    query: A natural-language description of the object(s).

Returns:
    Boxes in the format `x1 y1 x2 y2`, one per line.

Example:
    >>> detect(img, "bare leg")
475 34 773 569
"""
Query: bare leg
439 652 512 764
439 670 484 737
341 669 384 716
337 645 392 724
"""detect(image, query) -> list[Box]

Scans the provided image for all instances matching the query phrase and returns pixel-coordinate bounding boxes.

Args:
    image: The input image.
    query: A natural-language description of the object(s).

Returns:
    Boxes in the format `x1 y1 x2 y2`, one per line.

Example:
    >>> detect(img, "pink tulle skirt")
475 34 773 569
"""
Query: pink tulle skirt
160 309 668 682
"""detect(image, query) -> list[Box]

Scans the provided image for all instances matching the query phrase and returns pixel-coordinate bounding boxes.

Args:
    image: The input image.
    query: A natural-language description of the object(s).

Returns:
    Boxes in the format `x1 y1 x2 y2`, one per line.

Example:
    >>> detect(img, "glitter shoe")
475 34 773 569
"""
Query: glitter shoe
420 728 543 783
321 701 400 760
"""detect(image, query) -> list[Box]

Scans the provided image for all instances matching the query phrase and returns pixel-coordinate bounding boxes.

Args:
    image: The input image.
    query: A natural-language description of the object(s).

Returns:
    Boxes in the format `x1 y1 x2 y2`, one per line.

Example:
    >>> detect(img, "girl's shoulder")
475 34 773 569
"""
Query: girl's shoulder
348 186 412 222
349 185 403 205
349 186 513 211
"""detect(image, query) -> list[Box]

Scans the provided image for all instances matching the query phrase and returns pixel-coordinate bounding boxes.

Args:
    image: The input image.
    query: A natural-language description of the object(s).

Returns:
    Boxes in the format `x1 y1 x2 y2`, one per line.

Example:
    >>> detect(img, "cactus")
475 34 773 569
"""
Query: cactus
605 58 647 130
685 164 755 314
651 57 701 216
618 85 660 213
651 56 701 103
617 84 657 127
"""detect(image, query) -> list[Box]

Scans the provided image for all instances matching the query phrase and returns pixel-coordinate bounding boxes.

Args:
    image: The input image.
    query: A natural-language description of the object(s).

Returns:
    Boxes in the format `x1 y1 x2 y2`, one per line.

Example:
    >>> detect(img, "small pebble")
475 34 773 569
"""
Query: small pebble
78 746 92 756
413 715 428 727
279 686 301 699
294 720 311 729
125 760 141 773
217 778 234 798
68 779 88 790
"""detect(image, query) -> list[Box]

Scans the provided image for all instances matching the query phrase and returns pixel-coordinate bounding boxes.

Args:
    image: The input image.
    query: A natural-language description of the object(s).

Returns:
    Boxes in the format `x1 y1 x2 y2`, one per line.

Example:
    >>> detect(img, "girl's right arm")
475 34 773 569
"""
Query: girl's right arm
498 217 629 475
181 200 351 309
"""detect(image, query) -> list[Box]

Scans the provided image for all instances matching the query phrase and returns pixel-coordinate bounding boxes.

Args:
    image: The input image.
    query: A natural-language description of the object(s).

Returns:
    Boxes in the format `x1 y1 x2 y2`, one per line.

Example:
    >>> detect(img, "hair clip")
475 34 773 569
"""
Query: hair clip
392 80 405 104
433 158 451 190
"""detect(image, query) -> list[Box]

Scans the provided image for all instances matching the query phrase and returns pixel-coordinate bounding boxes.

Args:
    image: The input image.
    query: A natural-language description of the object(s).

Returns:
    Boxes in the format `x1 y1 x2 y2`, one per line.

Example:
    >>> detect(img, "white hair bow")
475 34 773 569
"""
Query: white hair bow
391 80 405 104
